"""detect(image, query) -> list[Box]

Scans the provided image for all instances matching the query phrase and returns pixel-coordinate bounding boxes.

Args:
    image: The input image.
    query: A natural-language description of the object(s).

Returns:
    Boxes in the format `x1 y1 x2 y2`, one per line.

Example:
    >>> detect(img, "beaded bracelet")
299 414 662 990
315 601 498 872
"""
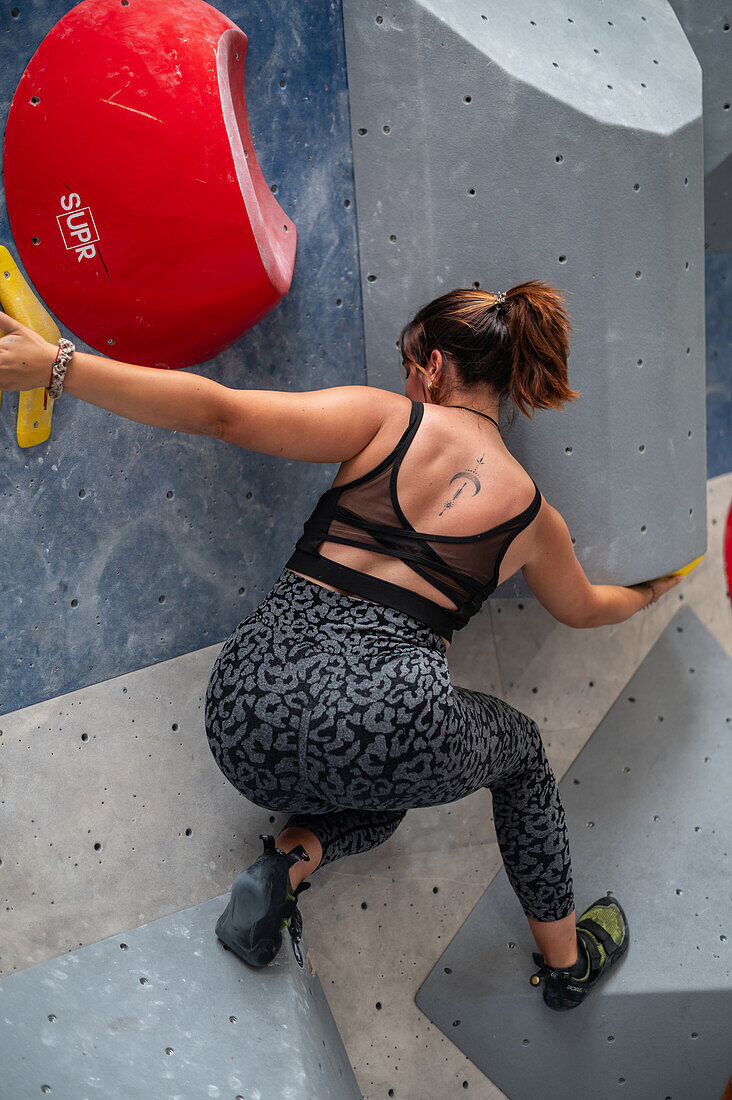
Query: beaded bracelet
43 338 76 408
640 581 659 610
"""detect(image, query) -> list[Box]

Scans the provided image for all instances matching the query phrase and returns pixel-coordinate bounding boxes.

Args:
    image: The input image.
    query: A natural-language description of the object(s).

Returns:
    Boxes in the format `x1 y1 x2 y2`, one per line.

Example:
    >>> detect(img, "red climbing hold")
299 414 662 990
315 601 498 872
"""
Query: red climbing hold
724 495 732 609
3 0 296 369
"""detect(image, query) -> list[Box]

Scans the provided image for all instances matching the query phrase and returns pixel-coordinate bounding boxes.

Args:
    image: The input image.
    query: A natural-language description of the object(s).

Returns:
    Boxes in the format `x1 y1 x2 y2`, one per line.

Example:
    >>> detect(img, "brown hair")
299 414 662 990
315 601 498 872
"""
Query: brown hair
398 280 580 419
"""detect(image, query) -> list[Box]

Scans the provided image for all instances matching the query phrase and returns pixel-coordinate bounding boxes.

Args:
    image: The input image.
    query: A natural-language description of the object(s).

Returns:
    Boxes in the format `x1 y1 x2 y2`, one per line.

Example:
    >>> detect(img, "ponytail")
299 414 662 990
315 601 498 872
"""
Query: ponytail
504 280 580 417
398 279 580 419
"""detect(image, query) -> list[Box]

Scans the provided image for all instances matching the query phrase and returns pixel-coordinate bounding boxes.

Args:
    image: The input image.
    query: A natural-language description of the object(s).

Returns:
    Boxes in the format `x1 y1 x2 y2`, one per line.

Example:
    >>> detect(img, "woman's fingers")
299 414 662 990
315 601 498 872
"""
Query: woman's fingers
0 310 23 337
651 574 684 598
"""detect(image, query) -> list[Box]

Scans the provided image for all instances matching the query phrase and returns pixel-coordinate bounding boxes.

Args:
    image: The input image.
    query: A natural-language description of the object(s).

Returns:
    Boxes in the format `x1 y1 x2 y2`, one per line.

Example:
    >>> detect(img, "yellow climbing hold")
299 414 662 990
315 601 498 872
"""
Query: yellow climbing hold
665 555 705 579
0 245 60 448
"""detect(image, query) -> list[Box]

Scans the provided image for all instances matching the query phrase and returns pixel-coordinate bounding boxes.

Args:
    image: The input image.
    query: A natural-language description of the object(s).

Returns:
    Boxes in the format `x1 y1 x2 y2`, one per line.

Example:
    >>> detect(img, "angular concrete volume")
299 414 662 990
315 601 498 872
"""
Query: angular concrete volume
342 0 707 596
416 605 731 1098
0 895 362 1100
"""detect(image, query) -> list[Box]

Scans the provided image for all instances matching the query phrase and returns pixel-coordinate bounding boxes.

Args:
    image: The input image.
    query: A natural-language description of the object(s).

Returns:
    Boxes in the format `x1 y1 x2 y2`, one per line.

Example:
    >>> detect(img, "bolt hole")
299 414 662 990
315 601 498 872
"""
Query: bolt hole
30 95 40 105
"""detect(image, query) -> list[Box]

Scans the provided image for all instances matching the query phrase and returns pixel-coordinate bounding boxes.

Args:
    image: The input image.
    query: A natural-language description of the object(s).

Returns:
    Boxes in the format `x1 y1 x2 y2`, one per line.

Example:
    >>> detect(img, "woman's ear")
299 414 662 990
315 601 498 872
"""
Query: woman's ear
427 348 444 387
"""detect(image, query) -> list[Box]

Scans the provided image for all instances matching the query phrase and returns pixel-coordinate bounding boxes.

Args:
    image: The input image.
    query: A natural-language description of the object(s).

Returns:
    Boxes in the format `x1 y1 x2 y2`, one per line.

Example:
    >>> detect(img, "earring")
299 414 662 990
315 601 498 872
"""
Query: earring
427 380 433 390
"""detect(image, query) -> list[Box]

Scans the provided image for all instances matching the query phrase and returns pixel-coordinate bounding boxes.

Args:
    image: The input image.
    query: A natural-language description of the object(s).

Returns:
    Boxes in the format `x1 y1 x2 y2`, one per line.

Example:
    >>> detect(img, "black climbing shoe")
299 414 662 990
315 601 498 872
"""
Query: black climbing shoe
529 894 629 1011
215 834 311 968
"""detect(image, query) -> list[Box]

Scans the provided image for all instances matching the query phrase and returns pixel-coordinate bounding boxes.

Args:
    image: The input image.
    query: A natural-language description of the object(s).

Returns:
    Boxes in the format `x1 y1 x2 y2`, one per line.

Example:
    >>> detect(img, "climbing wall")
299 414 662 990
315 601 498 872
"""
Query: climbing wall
0 0 364 715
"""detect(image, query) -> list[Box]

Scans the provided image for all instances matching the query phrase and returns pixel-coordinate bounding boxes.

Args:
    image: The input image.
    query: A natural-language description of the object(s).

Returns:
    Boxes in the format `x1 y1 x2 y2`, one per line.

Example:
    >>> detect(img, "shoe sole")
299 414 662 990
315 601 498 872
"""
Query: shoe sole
215 869 283 967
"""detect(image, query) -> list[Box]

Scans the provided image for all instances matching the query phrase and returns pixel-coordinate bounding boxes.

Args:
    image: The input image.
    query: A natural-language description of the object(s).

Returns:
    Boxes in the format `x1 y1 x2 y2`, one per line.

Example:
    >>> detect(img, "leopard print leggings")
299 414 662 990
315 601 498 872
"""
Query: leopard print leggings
204 567 574 922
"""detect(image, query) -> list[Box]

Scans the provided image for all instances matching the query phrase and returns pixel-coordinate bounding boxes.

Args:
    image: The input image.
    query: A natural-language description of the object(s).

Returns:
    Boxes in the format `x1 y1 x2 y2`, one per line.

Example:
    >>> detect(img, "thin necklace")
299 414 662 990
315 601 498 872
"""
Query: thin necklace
445 404 500 432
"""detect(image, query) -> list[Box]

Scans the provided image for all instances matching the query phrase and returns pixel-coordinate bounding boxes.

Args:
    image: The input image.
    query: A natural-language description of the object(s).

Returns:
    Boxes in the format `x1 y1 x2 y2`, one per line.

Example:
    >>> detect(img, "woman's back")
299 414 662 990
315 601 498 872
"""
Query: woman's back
295 395 542 621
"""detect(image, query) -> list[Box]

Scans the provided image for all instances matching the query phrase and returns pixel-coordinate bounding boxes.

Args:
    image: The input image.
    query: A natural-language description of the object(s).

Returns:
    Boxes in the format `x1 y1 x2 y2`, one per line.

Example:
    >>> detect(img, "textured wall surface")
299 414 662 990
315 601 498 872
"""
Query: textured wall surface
668 3 732 481
705 250 732 479
341 0 708 598
0 1 364 715
669 0 731 251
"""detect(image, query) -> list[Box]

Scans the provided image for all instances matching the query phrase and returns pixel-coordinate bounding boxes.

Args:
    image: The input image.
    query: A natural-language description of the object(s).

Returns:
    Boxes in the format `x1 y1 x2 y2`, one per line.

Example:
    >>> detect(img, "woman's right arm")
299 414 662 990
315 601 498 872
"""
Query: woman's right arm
521 500 682 628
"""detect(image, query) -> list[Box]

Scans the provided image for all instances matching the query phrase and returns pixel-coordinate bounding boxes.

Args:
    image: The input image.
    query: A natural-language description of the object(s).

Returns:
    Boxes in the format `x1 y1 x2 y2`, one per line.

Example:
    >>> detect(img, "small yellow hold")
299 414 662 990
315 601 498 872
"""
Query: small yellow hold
530 975 541 986
664 554 705 579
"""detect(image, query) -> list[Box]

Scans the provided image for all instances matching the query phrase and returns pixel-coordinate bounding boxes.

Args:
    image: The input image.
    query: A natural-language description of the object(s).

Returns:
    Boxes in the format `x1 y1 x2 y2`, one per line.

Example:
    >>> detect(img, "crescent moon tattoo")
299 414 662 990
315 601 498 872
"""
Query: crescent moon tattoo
438 457 485 516
450 471 481 495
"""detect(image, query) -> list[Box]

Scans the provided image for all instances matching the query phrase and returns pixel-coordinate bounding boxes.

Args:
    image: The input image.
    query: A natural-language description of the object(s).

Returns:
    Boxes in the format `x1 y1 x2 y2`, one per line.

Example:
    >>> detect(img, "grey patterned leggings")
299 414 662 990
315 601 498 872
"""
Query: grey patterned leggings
204 567 574 922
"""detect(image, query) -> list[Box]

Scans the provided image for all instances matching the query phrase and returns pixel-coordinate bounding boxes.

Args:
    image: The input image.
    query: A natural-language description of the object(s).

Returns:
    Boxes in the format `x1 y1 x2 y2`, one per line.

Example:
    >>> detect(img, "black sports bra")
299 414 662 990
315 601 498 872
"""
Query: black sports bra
286 399 542 642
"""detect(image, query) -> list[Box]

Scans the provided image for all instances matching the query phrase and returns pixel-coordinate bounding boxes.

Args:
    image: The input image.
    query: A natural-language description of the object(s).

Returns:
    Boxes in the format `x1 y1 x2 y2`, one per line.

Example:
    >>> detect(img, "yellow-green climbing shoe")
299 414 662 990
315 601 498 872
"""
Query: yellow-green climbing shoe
529 894 629 1011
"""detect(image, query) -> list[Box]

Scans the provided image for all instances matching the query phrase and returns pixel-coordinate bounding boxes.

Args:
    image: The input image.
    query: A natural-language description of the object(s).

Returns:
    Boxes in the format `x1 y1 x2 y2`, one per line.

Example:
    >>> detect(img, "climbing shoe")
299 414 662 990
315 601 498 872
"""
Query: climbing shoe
529 894 629 1011
215 834 311 968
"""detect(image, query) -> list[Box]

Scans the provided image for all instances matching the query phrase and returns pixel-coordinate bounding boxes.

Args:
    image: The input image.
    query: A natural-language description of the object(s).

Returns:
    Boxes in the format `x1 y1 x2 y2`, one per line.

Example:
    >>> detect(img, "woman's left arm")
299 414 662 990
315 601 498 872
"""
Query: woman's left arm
0 310 227 438
0 311 393 460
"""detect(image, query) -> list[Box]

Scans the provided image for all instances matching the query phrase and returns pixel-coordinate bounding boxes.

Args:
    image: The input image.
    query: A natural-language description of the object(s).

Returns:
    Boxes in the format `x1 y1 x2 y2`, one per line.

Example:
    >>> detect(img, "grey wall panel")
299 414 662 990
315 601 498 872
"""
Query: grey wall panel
0 891 362 1099
416 605 732 1097
342 0 707 599
0 0 365 715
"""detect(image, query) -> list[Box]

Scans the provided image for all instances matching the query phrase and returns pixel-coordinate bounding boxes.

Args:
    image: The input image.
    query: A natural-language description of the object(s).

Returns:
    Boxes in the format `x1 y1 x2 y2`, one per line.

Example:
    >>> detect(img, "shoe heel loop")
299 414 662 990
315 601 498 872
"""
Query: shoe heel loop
285 843 311 867
259 834 277 855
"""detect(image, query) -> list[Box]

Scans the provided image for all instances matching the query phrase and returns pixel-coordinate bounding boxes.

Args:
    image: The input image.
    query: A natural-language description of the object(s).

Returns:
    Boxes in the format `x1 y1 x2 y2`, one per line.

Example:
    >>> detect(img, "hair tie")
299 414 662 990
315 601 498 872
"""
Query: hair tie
493 290 507 305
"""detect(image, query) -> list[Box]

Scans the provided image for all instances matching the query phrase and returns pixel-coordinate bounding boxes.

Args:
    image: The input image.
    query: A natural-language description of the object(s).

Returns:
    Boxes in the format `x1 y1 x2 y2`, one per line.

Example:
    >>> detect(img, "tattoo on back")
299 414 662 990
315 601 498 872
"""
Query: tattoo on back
438 455 485 516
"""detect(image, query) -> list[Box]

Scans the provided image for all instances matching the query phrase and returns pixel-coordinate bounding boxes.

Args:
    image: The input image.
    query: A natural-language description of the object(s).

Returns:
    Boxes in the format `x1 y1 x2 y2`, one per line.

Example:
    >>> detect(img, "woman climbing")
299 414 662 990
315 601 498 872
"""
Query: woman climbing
0 281 682 1011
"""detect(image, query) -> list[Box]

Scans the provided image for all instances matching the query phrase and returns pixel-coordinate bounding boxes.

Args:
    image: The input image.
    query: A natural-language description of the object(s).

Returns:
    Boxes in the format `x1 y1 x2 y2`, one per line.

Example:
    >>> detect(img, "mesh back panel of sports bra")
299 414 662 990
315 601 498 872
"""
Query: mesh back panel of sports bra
286 400 541 639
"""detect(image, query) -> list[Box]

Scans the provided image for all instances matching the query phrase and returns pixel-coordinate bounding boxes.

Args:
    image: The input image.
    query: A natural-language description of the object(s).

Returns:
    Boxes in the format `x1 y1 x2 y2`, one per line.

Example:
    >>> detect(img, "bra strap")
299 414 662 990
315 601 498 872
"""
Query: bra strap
448 405 500 431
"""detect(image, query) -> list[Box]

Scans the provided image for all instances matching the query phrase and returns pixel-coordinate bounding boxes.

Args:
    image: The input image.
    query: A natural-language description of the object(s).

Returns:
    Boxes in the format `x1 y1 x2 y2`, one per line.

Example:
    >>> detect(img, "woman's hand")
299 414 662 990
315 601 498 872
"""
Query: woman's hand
630 572 684 609
0 312 57 390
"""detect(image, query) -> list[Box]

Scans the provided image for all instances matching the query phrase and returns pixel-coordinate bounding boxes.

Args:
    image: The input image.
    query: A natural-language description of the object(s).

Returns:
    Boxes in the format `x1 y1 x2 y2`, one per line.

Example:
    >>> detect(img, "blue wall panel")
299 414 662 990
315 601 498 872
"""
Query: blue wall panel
705 248 732 480
0 0 364 714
